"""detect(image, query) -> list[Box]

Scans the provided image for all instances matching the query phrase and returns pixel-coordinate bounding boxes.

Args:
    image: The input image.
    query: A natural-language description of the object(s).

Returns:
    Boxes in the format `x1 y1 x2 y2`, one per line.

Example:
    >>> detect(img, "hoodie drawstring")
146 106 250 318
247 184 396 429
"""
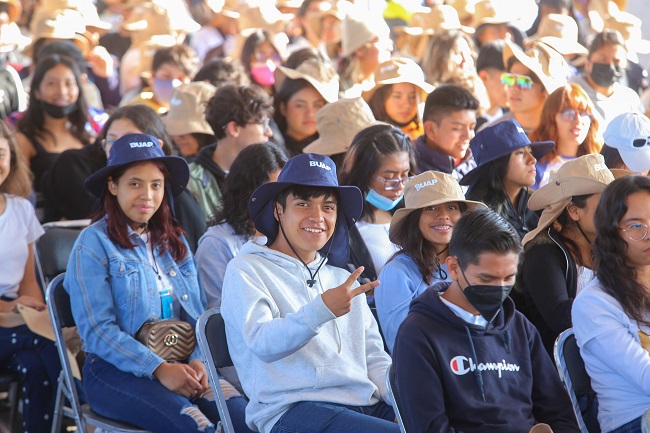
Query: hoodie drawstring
464 325 486 402
502 329 511 354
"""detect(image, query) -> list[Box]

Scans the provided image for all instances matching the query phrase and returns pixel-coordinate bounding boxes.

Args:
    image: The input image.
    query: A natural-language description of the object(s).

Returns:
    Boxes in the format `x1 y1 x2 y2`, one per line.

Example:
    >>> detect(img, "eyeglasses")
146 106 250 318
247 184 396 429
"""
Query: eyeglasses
632 137 650 148
620 222 649 241
374 175 413 191
249 117 271 131
560 108 593 122
501 73 534 90
101 137 116 150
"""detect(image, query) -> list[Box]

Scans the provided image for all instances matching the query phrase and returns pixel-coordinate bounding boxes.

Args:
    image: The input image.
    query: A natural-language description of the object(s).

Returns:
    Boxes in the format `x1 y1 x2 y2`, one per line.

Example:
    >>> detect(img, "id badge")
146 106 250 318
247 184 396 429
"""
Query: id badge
160 288 173 320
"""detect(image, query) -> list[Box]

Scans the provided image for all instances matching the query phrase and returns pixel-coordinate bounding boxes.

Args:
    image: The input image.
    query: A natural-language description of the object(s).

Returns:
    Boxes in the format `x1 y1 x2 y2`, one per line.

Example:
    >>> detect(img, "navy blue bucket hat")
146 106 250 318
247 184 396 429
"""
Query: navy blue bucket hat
460 119 555 187
85 133 190 198
249 153 362 267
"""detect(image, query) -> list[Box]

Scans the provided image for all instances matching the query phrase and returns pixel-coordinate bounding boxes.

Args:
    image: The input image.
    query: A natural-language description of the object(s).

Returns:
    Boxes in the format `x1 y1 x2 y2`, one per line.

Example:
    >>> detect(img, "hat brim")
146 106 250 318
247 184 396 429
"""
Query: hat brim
276 66 339 103
389 198 486 244
616 147 650 173
460 139 555 186
302 137 348 156
163 116 214 137
531 36 588 56
504 43 563 94
521 199 569 245
84 155 190 198
362 77 434 104
249 181 362 267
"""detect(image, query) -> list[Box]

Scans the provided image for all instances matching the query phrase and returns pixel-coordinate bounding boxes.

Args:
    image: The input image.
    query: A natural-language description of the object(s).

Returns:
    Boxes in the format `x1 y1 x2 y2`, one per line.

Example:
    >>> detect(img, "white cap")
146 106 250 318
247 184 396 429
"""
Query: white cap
604 112 650 173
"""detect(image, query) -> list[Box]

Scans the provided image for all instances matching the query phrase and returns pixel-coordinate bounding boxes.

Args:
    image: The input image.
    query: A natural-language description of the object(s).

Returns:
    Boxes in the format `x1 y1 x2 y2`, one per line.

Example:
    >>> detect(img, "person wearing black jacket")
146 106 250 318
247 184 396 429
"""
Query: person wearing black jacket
462 119 554 240
516 154 613 354
393 208 580 433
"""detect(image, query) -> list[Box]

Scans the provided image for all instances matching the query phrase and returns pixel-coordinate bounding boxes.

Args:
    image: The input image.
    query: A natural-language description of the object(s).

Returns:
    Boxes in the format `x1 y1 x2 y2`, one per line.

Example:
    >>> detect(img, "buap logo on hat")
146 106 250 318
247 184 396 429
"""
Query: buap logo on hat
309 160 332 170
414 179 438 191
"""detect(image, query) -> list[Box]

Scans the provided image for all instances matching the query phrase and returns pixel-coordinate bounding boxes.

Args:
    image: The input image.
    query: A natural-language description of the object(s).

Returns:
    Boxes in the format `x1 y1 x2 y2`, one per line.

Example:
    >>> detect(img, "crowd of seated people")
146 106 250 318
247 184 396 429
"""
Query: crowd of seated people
3 0 650 432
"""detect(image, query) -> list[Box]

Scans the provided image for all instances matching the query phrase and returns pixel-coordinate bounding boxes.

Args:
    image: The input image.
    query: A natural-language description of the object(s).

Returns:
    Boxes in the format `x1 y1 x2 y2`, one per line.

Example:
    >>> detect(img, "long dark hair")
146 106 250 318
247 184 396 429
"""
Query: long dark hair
553 194 591 267
390 204 466 284
18 54 90 146
594 175 650 327
98 105 173 155
368 84 419 128
94 160 188 262
273 78 314 135
465 154 512 219
211 143 288 236
339 124 417 223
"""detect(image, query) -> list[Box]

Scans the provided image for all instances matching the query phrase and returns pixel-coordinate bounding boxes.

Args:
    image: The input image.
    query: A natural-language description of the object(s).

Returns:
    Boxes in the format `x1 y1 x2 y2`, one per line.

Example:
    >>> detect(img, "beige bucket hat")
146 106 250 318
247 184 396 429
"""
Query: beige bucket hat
206 0 240 19
25 8 89 56
503 40 569 94
471 0 517 29
303 97 376 156
361 57 434 103
305 0 348 40
238 3 294 34
163 82 217 137
522 154 614 246
389 171 486 244
525 14 587 56
396 4 474 36
604 7 650 60
276 59 340 103
38 0 112 30
341 8 390 58
122 0 200 41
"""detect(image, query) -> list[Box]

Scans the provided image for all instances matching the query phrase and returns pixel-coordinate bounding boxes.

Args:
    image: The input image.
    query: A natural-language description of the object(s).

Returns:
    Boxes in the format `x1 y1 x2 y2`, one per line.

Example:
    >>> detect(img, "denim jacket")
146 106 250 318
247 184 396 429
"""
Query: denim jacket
64 217 207 378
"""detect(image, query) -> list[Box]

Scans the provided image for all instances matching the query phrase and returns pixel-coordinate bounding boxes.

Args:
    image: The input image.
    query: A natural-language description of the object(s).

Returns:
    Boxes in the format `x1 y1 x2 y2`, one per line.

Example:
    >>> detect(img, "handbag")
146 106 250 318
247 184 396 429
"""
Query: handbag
136 319 195 362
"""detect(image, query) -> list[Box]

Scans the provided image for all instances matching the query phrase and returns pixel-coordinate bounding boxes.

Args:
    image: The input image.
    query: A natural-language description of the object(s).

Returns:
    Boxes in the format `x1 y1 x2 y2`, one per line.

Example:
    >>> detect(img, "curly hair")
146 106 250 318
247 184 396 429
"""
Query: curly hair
211 143 287 236
594 175 650 327
530 83 602 165
205 84 273 140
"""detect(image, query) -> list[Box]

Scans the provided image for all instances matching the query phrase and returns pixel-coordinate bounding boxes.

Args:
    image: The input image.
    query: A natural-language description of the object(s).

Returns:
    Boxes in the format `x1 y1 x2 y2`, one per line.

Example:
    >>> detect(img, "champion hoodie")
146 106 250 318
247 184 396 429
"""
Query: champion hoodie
221 241 392 433
392 282 579 433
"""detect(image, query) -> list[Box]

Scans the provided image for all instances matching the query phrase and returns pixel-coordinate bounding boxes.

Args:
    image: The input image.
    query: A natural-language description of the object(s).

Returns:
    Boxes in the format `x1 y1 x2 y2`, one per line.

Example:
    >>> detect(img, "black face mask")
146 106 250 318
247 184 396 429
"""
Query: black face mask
590 62 624 87
458 262 513 323
40 100 78 119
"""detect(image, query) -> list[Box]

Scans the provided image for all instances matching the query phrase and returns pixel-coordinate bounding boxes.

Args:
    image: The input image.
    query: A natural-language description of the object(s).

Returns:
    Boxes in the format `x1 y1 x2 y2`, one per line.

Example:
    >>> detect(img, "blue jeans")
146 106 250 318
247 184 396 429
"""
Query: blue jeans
609 416 643 433
84 354 254 433
0 324 61 433
270 400 400 433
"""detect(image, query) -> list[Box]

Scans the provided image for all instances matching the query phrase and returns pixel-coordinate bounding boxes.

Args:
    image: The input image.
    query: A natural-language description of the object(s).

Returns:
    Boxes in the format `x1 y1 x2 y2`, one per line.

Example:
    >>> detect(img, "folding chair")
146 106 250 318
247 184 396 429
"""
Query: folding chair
46 273 150 433
0 368 19 430
554 328 600 433
35 219 90 290
196 308 236 433
386 363 408 433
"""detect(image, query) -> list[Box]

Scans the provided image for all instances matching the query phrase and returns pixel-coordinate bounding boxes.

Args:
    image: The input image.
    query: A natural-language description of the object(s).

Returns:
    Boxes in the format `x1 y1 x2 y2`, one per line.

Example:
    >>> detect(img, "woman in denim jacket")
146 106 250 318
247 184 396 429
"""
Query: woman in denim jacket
64 133 249 433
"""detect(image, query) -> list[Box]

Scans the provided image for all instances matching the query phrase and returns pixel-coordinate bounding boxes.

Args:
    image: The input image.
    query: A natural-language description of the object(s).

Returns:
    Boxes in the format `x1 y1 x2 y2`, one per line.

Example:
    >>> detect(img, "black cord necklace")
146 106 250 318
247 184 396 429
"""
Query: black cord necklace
278 220 334 287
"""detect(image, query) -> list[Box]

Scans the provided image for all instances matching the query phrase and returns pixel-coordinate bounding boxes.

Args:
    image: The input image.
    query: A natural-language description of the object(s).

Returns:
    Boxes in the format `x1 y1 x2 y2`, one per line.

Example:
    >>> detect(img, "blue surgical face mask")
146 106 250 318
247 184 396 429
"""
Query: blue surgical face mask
365 188 404 211
152 78 182 105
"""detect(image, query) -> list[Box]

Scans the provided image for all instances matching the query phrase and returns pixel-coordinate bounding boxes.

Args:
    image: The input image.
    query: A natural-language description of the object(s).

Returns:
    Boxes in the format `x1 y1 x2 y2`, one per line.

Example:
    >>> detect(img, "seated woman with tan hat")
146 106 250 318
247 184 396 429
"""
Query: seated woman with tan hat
375 170 486 352
515 154 614 356
362 57 433 141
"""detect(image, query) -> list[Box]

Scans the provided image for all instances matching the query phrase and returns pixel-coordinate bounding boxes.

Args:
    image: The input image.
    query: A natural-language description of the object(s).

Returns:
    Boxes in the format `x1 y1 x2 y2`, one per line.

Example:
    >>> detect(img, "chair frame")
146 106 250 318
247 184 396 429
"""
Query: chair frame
386 363 408 433
46 273 150 433
554 328 593 433
196 308 236 433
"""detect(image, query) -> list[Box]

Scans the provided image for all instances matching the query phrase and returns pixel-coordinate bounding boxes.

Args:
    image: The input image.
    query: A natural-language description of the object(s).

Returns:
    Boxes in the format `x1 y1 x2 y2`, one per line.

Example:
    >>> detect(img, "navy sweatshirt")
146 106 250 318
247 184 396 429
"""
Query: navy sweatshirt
392 282 579 433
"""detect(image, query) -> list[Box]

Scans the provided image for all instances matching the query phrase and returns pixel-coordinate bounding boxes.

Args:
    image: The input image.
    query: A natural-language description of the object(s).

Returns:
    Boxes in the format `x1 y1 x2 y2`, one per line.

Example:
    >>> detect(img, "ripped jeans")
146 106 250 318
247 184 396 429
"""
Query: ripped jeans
83 354 254 433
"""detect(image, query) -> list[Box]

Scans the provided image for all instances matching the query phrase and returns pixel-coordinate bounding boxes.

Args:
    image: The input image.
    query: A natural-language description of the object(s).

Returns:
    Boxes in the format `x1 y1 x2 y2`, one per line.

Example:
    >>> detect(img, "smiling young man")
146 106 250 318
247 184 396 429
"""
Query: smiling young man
392 208 580 433
221 153 399 433
414 84 479 182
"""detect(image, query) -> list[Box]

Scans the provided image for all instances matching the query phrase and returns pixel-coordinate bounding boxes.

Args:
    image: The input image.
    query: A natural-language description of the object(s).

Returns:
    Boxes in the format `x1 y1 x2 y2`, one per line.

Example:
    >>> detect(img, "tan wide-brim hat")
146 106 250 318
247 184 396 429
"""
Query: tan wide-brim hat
361 57 434 103
276 59 340 103
448 0 478 23
24 8 89 57
522 154 614 246
303 97 376 156
525 14 587 56
605 7 650 58
123 0 200 38
0 22 30 52
503 40 569 95
395 4 475 36
206 0 240 19
471 0 517 29
37 0 112 30
390 171 486 245
238 3 294 35
305 0 348 39
341 7 390 58
162 81 217 136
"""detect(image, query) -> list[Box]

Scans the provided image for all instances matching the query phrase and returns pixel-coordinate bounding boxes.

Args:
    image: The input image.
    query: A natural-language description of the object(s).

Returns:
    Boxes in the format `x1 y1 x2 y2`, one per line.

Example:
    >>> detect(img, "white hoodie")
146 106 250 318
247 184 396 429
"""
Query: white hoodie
221 241 392 433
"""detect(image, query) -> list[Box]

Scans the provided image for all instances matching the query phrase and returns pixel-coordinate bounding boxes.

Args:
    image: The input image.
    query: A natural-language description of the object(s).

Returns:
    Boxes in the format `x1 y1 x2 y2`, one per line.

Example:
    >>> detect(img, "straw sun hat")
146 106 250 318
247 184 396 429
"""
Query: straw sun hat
303 97 377 156
361 57 434 103
522 154 614 246
503 40 569 95
389 171 486 245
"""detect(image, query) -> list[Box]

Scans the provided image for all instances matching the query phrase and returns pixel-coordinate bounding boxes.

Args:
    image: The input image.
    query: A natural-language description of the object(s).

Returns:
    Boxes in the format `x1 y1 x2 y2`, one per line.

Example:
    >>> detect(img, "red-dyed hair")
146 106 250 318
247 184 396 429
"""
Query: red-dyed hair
529 83 602 164
92 160 188 262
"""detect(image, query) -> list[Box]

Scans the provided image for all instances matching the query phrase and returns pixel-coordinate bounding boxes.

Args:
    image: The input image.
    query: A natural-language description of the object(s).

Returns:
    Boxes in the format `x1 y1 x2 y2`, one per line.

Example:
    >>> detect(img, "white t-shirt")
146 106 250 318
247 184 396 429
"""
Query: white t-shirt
0 194 44 298
356 221 400 276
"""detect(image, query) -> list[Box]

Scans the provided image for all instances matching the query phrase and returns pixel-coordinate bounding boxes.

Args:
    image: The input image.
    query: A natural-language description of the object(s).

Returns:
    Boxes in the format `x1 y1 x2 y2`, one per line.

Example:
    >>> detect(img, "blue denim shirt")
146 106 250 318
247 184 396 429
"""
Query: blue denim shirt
64 217 207 378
